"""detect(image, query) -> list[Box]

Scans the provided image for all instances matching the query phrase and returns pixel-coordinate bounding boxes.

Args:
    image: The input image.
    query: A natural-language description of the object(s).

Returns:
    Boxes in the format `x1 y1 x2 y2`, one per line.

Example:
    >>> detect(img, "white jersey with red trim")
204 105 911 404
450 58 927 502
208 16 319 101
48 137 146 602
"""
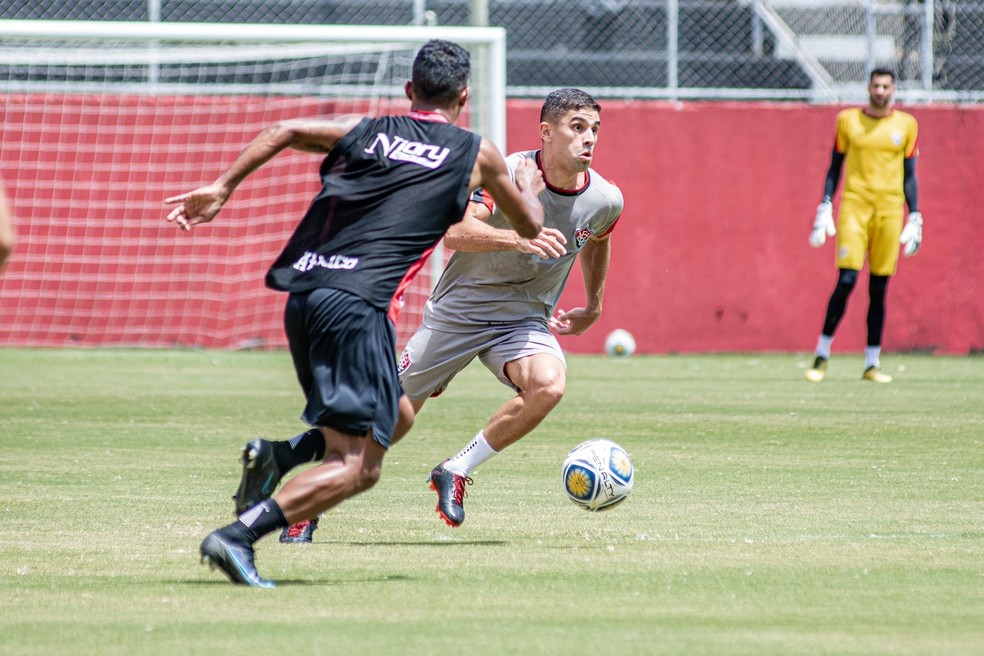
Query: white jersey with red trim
424 149 623 329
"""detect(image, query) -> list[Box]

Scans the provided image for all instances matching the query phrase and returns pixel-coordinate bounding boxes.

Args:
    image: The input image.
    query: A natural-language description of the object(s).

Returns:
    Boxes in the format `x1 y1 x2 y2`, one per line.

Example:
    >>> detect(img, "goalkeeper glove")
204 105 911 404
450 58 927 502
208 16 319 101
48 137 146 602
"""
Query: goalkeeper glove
900 211 923 257
809 200 836 248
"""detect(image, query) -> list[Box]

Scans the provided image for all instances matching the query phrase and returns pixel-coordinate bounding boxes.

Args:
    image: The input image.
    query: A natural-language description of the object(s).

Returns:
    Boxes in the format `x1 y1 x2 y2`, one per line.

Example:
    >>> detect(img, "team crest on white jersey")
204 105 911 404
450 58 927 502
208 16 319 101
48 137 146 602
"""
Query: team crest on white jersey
397 348 411 375
575 228 593 249
365 133 450 169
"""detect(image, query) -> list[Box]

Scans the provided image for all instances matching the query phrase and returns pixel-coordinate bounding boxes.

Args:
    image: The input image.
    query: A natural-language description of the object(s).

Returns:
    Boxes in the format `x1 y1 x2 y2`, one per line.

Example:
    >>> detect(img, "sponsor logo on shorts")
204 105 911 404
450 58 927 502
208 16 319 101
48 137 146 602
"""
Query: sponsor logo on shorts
575 228 592 249
292 251 359 272
364 132 450 169
397 349 411 375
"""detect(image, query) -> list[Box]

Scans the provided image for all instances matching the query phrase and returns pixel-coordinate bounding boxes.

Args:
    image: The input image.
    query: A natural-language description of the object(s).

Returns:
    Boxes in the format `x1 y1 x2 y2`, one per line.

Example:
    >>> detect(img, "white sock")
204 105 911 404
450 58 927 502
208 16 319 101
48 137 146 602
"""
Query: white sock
444 431 498 476
864 346 881 369
816 335 834 359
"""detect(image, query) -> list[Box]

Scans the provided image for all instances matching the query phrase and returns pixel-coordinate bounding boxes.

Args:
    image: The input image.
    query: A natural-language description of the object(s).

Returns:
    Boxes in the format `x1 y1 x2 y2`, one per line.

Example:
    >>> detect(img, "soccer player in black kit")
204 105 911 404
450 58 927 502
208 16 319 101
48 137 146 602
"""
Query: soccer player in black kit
165 39 544 587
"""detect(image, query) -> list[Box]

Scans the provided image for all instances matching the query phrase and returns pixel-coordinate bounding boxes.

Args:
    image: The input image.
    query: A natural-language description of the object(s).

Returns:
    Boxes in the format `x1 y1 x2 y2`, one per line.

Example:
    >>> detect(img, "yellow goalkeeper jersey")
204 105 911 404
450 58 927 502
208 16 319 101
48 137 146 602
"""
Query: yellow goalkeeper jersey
835 107 918 207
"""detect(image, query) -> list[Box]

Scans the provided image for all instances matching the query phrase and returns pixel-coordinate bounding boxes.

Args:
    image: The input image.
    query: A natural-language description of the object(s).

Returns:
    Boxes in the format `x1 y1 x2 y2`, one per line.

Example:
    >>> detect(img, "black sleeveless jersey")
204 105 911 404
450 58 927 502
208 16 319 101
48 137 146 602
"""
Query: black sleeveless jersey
265 115 481 310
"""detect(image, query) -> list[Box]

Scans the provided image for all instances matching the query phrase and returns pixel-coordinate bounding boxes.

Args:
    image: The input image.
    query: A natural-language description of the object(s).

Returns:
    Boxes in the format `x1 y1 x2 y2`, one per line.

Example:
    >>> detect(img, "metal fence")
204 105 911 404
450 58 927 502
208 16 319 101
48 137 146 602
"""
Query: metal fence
1 0 981 101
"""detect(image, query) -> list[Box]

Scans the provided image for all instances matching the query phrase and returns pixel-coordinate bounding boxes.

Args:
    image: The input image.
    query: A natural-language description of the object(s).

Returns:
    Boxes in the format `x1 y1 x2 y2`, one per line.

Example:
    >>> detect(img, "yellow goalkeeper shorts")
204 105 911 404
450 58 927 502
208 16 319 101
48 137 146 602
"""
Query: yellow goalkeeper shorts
835 197 905 276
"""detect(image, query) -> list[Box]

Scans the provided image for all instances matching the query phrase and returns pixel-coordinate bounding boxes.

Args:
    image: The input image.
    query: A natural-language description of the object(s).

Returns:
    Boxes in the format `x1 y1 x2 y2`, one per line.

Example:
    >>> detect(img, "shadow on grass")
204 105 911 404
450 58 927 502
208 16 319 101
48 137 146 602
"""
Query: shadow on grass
187 574 416 587
330 540 509 547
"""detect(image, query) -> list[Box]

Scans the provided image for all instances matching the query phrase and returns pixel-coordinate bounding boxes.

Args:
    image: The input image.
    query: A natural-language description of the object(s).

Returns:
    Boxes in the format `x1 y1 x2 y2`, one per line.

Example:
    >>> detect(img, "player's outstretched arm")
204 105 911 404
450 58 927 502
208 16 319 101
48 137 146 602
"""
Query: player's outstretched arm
899 156 922 257
471 139 543 239
809 200 835 248
164 116 361 231
550 234 611 336
821 149 844 203
444 201 566 258
809 148 844 248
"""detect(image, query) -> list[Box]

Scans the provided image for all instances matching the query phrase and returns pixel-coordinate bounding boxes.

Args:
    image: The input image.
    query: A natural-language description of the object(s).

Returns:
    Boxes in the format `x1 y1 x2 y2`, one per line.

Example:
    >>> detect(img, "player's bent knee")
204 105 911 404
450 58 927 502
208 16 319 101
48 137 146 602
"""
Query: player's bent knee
837 269 859 288
328 466 375 496
355 466 381 493
529 377 566 410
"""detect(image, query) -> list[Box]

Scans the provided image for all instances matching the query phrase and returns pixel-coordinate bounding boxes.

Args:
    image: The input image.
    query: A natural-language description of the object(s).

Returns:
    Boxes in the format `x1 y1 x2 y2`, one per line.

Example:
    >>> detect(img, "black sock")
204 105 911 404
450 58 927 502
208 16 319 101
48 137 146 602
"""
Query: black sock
867 274 889 347
223 499 289 544
272 429 325 474
822 268 858 336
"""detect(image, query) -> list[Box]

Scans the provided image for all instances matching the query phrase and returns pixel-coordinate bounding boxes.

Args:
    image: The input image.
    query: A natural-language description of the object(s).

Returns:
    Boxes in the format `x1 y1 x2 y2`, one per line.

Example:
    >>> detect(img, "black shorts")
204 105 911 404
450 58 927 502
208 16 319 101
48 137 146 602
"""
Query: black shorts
284 288 399 449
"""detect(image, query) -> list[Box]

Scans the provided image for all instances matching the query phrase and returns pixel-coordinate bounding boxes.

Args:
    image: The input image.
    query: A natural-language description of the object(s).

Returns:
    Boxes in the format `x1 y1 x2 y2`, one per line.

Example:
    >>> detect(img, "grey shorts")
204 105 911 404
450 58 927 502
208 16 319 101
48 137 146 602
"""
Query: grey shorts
398 322 566 399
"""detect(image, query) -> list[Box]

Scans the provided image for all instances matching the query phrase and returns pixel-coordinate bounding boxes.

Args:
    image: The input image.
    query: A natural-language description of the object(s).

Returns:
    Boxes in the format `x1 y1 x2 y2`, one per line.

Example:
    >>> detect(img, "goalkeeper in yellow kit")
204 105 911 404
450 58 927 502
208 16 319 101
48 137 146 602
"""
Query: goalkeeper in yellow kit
805 68 923 383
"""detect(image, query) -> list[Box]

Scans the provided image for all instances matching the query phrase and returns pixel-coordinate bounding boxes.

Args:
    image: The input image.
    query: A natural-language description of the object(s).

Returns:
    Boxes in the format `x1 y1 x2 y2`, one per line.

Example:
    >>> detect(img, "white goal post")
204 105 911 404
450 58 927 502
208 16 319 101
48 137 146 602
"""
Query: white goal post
0 20 506 148
0 20 506 349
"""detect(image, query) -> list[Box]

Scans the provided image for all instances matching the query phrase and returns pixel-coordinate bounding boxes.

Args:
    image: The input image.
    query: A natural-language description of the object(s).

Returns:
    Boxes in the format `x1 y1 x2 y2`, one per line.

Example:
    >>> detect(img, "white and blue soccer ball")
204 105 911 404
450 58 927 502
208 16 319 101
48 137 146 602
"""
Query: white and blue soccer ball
604 328 636 358
562 438 634 511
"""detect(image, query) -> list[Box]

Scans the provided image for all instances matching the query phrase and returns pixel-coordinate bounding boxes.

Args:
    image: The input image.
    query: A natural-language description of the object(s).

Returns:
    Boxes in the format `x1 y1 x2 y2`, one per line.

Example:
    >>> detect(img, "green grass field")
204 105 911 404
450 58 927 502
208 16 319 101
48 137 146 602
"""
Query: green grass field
1 348 982 655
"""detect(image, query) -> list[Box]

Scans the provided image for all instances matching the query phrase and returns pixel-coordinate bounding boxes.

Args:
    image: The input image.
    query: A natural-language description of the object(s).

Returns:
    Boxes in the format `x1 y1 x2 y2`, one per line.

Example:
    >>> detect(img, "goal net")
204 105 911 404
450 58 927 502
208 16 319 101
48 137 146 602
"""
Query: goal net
0 20 505 349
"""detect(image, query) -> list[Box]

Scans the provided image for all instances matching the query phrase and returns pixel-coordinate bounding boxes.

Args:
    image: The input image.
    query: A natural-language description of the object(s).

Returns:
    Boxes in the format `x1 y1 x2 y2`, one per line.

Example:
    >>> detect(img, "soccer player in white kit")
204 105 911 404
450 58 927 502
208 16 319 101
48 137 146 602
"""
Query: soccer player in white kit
400 88 624 527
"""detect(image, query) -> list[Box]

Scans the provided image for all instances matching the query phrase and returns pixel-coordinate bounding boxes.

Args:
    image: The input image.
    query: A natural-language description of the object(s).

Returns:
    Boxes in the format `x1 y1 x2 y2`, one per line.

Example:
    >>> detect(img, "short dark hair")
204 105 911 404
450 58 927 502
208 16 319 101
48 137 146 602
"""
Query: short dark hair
411 39 470 104
870 67 896 82
540 88 601 124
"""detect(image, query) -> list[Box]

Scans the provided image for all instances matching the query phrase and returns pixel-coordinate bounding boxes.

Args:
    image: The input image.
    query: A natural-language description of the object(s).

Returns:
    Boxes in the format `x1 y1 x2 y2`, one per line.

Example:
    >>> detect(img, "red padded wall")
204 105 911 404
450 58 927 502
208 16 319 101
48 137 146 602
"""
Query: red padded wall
510 100 984 355
2 98 982 353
